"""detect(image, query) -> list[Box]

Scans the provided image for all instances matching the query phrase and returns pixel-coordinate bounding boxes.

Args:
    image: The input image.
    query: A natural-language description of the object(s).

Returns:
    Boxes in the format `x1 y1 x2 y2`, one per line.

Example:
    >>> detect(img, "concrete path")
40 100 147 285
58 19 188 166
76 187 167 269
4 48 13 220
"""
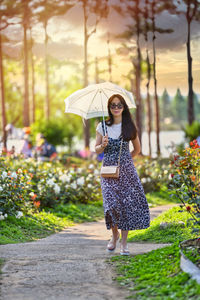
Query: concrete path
0 205 175 300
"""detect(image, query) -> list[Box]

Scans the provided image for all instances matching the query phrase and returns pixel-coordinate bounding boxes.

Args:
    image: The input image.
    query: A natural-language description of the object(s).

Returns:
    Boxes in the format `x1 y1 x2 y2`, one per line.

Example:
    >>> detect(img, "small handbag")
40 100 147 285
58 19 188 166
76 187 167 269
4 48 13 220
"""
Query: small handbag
100 138 123 178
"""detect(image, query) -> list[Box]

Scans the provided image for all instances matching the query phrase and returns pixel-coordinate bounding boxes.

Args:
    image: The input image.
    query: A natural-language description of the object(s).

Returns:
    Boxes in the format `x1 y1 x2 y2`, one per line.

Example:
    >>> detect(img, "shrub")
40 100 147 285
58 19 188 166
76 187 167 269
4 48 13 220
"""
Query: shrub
169 139 200 233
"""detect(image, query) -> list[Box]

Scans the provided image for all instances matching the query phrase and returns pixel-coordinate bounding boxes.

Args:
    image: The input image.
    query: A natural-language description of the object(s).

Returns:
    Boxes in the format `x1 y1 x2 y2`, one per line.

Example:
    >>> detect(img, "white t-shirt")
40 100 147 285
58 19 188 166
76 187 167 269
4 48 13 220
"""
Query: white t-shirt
96 122 122 139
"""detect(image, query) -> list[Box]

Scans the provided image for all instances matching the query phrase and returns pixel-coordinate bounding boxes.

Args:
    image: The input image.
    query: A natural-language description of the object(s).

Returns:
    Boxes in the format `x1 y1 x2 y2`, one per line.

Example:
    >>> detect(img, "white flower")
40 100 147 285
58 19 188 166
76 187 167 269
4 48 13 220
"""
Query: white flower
0 215 5 220
94 169 99 175
17 169 23 174
164 170 168 175
0 211 2 215
60 174 69 183
46 178 55 186
0 186 3 191
11 172 17 179
4 213 8 218
54 184 60 194
88 184 92 189
29 192 35 197
77 168 83 173
1 171 7 179
77 177 84 186
71 182 77 189
88 164 94 169
16 211 23 219
141 178 147 183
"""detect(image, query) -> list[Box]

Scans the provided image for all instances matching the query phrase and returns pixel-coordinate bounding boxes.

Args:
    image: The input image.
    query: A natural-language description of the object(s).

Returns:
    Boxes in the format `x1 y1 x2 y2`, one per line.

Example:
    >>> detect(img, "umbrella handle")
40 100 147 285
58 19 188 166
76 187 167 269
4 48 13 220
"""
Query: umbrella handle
100 90 107 136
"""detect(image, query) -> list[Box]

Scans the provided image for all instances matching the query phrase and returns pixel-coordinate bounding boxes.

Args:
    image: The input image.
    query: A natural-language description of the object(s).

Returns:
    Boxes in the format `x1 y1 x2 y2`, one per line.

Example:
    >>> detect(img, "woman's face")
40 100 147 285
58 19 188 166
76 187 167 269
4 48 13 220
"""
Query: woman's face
109 97 124 117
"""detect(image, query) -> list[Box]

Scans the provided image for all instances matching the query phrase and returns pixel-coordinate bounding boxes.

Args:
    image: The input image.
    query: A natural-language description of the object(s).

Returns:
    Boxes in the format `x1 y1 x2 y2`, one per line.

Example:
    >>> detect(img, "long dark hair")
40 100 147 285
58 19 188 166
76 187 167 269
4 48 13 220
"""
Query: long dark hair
105 94 137 141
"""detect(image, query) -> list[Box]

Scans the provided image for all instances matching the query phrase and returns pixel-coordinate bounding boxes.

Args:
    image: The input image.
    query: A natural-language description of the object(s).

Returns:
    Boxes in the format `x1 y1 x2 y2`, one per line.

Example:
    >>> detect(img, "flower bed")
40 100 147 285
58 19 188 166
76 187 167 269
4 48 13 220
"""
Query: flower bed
0 157 101 219
169 139 200 233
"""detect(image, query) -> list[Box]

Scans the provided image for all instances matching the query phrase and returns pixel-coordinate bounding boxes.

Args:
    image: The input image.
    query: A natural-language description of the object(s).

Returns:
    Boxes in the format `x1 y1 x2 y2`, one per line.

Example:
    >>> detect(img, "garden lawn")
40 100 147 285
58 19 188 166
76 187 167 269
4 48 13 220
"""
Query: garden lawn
128 206 199 244
0 201 104 245
111 243 200 299
145 185 176 207
110 206 200 299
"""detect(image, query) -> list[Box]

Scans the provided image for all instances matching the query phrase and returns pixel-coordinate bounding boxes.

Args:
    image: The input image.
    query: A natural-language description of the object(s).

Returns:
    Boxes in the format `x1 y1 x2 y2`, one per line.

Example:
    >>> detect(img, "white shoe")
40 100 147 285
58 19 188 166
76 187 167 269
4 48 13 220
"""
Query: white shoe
120 245 130 256
107 233 120 252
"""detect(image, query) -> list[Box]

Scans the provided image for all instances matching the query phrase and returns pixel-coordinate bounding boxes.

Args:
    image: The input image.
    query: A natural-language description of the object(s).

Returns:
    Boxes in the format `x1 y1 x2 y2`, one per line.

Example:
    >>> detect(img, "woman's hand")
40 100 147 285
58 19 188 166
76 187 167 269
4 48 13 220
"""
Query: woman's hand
102 134 108 148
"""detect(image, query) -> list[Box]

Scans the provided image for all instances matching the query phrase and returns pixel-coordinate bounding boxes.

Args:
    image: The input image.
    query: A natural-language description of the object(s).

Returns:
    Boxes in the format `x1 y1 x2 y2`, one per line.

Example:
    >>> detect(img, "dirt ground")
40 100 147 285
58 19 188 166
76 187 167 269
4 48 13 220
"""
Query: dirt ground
0 205 175 300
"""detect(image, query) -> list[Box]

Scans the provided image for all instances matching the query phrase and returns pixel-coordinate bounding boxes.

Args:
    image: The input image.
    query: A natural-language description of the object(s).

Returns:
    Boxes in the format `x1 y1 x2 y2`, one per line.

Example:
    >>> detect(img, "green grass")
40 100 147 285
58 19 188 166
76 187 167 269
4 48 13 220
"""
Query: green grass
128 206 199 244
46 201 104 223
0 201 104 245
146 185 176 207
111 243 200 299
110 206 200 299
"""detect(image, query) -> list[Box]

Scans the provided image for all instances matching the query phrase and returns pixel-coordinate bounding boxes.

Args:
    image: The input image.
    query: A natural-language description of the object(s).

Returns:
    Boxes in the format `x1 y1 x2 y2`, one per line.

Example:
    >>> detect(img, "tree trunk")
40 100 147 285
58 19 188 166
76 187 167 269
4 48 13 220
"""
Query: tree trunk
145 0 152 157
0 27 7 149
135 0 142 150
23 18 29 126
107 32 112 82
30 29 35 123
83 2 90 149
152 2 160 156
187 19 194 124
146 51 152 157
45 23 50 120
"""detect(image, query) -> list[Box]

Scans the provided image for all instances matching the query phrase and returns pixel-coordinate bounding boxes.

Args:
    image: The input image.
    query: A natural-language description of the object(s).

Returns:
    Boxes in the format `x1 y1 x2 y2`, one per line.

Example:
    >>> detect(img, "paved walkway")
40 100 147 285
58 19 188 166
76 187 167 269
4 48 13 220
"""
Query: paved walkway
0 205 176 300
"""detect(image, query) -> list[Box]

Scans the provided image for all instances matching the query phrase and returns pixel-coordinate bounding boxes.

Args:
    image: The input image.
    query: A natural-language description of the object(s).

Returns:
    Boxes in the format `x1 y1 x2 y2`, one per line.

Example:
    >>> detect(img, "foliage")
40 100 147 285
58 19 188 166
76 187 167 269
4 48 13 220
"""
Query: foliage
0 157 102 218
111 243 200 299
145 185 176 208
171 88 187 123
128 206 198 244
30 116 82 150
169 139 200 233
0 201 103 245
184 121 200 142
0 159 34 217
134 157 171 193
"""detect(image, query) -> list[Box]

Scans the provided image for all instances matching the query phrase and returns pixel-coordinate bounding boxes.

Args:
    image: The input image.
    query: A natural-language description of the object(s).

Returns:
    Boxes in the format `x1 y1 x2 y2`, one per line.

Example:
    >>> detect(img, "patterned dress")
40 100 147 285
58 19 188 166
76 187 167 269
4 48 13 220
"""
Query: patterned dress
100 123 150 231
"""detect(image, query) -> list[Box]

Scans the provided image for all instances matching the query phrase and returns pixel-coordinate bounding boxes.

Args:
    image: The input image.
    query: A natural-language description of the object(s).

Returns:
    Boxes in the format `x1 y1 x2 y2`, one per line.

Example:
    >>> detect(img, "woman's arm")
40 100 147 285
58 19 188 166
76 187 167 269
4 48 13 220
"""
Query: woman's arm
95 131 108 154
130 136 141 158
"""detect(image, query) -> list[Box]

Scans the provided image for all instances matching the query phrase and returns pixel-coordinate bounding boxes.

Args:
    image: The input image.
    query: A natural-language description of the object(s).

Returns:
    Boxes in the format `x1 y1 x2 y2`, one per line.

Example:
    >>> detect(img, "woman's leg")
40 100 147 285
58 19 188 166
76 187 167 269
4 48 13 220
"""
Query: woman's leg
107 225 120 250
121 230 129 249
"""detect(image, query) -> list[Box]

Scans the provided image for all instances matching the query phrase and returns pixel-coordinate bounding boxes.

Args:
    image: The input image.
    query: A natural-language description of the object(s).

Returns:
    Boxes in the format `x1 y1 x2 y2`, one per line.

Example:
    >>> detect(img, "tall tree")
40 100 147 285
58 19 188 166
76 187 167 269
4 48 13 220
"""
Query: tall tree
160 88 171 122
36 0 73 120
177 0 200 124
0 0 18 148
21 0 32 126
148 0 174 155
80 0 108 148
172 88 187 122
113 0 143 144
0 20 7 149
30 27 35 123
144 0 152 157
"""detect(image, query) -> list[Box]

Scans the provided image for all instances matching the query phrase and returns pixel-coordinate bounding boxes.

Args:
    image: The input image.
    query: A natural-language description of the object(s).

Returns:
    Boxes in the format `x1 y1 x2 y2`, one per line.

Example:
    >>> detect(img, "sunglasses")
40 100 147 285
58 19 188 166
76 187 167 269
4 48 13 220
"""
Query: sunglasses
110 103 123 109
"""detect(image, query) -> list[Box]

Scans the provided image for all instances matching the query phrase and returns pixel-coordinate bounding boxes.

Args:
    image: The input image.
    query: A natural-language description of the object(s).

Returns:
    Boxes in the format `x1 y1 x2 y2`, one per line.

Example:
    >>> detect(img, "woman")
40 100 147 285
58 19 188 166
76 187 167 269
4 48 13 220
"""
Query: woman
95 94 150 255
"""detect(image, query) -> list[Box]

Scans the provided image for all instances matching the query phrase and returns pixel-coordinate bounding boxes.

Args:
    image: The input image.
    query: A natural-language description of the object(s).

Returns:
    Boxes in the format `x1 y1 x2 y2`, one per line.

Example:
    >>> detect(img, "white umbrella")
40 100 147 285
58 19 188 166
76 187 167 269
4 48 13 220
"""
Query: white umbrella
64 81 136 133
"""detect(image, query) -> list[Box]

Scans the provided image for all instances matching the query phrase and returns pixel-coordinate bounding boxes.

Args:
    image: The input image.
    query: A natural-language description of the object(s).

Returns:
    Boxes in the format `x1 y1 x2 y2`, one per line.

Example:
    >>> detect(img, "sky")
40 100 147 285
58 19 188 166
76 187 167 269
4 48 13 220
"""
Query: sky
3 0 200 97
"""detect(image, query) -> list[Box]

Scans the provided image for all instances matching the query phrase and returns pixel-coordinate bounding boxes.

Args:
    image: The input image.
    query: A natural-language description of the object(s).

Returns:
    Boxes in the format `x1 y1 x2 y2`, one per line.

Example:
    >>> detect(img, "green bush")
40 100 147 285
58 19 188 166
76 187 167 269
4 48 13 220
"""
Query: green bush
184 121 200 142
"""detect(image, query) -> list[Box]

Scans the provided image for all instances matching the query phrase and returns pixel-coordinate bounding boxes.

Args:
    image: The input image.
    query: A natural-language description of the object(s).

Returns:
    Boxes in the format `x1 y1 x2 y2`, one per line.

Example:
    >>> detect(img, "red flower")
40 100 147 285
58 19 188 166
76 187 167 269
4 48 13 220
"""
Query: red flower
186 206 191 211
171 174 174 178
33 201 40 208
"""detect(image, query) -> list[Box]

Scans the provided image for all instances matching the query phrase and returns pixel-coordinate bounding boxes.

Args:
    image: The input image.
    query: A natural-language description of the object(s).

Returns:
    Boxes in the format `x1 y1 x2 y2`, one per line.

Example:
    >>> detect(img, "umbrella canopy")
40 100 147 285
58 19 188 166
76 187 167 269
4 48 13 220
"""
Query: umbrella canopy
64 81 136 120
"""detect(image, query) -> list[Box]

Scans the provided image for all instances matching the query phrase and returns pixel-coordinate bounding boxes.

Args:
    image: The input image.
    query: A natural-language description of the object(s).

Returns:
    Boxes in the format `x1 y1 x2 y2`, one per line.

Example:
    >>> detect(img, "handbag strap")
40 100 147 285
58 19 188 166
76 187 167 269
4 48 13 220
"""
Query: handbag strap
101 121 123 167
117 138 123 167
